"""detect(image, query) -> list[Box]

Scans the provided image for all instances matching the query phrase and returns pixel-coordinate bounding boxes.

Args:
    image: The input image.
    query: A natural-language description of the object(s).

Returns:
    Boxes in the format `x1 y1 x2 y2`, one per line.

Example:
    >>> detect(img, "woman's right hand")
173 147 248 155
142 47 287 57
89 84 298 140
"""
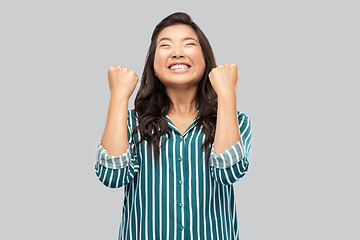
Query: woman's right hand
108 66 139 98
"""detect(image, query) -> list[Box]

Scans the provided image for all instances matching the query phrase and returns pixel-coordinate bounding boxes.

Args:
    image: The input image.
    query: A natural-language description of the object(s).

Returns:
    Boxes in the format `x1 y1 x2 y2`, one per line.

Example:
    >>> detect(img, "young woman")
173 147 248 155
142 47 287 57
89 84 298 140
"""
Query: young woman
96 12 252 240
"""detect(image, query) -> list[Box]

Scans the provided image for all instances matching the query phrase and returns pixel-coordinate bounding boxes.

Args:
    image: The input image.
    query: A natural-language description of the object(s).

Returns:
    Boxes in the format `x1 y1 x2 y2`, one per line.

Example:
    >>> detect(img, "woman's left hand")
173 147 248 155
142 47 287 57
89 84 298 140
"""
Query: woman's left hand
208 63 240 96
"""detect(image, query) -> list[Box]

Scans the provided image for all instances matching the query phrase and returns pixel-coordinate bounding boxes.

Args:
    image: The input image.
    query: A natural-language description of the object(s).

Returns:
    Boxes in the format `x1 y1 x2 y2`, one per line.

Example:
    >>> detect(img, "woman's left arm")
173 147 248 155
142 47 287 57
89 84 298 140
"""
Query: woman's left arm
210 112 252 185
209 63 252 185
210 63 241 155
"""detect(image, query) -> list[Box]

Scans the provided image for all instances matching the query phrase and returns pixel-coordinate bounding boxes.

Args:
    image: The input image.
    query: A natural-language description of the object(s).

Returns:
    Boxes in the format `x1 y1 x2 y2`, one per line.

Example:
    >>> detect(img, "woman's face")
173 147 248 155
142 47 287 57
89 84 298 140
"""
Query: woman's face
154 24 206 89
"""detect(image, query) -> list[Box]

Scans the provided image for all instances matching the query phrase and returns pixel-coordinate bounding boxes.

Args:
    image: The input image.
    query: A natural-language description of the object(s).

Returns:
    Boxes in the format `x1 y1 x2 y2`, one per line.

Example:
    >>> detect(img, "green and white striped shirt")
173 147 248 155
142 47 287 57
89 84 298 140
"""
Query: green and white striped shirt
95 109 252 240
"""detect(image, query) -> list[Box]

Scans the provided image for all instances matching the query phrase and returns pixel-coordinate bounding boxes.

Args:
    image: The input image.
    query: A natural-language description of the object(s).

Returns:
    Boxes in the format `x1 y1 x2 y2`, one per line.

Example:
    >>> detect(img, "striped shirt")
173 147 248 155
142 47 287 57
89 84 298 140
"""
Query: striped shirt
95 109 252 240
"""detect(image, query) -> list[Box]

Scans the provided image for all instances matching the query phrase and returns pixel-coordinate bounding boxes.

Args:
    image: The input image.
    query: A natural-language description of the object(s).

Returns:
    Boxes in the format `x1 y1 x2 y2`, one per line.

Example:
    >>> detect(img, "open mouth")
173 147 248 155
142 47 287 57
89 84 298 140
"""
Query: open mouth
168 63 191 71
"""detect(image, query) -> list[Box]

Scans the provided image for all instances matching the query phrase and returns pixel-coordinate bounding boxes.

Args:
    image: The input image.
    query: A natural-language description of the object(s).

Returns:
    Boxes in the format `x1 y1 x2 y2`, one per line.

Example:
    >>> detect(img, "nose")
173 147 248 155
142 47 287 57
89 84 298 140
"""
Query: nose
171 45 184 59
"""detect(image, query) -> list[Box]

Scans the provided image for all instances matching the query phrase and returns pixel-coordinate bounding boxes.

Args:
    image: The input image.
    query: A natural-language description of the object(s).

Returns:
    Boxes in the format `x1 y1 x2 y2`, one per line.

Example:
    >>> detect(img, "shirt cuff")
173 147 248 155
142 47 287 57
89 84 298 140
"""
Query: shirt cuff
209 140 246 169
97 142 132 169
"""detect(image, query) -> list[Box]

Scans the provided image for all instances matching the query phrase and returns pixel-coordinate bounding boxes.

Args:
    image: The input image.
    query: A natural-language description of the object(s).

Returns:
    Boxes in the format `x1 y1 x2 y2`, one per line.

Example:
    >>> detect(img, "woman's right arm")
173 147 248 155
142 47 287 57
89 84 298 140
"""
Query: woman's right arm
101 66 138 156
95 66 139 188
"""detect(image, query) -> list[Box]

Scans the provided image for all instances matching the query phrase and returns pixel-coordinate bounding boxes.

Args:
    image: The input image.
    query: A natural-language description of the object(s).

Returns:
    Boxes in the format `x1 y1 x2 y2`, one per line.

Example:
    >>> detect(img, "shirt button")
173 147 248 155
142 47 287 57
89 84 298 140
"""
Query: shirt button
179 180 183 185
178 157 182 162
180 137 183 142
179 203 183 207
180 225 184 230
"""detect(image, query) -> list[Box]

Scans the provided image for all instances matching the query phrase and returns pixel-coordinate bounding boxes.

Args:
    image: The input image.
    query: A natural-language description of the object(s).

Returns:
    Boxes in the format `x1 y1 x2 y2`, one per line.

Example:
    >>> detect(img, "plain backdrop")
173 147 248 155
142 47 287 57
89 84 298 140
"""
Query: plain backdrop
1 0 359 239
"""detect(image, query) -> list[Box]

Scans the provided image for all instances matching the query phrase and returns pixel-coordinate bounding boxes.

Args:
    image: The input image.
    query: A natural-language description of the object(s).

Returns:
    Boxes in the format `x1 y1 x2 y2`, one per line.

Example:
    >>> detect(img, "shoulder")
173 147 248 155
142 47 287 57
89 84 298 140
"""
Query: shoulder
236 111 252 135
237 111 250 122
237 111 251 130
127 109 138 128
128 109 136 119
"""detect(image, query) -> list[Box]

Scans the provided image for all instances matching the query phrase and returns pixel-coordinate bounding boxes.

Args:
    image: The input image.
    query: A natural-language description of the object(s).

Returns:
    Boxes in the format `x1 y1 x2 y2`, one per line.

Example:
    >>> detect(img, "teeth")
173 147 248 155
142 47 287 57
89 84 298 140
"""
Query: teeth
170 64 189 70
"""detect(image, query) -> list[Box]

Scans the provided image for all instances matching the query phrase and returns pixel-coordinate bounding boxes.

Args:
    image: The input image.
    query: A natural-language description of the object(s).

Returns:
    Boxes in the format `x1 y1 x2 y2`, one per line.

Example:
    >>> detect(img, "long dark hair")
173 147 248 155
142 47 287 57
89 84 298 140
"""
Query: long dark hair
133 12 218 161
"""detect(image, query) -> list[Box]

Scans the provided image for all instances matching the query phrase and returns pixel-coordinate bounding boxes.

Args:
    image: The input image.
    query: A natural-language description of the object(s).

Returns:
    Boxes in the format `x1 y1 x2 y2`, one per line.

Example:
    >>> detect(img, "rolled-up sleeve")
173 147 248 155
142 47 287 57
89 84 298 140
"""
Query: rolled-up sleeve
95 110 139 188
97 143 132 169
210 112 252 185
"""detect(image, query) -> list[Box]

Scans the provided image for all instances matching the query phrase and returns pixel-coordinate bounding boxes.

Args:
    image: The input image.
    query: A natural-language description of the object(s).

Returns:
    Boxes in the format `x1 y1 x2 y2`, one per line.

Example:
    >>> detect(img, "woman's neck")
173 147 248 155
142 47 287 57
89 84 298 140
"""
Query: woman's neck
166 86 198 115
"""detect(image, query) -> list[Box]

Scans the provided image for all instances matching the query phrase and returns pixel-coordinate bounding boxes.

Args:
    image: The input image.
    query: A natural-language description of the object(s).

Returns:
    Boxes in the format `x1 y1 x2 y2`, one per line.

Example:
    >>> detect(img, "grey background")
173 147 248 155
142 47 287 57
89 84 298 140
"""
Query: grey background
1 0 359 239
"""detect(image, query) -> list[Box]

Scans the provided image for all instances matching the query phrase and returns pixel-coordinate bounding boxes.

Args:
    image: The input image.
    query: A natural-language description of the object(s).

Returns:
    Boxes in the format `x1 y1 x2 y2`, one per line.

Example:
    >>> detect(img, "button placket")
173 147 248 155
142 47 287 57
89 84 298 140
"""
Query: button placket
178 144 184 207
178 134 185 232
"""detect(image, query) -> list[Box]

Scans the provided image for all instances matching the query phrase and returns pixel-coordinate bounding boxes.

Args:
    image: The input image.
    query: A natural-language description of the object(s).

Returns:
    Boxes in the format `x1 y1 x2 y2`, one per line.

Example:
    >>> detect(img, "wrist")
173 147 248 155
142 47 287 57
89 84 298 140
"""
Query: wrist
216 89 237 99
110 93 131 102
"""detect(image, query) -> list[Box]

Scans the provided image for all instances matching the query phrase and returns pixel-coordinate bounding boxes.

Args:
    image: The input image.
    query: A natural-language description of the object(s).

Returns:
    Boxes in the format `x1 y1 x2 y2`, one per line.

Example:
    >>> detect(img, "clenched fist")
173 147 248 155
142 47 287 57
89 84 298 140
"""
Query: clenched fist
108 66 138 99
208 63 240 96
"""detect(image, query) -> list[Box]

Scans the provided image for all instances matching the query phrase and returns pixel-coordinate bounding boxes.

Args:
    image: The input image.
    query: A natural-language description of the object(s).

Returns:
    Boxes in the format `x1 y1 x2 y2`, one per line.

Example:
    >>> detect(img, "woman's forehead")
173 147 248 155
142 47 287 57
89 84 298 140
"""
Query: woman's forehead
157 24 198 42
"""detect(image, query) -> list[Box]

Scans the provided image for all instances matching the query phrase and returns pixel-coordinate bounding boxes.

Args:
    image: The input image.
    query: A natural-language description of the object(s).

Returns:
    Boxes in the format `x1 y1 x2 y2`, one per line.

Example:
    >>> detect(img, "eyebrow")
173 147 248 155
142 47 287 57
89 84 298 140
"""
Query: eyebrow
157 37 199 45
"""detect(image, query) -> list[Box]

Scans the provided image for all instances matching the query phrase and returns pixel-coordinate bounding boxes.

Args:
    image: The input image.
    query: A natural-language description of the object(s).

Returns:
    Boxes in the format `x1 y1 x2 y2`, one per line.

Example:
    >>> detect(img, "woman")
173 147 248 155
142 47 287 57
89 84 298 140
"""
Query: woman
96 12 252 240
